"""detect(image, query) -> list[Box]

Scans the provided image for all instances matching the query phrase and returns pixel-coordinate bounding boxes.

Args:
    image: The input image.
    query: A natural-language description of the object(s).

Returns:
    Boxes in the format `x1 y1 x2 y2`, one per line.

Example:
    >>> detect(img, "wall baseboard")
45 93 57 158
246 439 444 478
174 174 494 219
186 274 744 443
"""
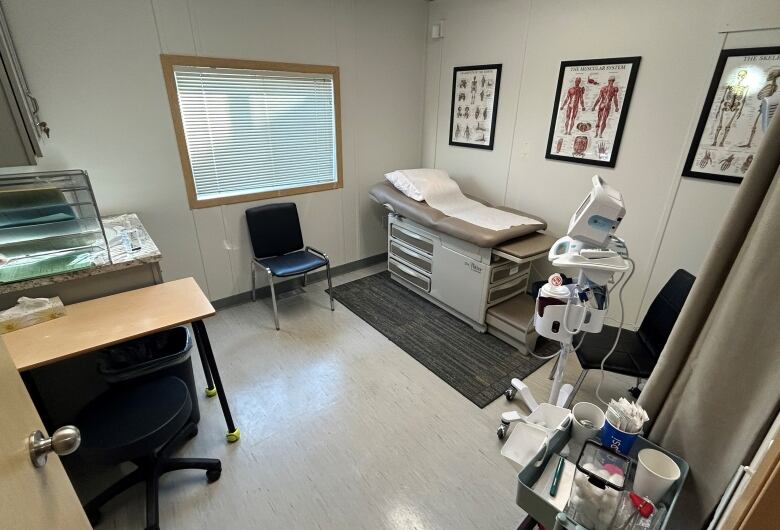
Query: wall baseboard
212 252 387 310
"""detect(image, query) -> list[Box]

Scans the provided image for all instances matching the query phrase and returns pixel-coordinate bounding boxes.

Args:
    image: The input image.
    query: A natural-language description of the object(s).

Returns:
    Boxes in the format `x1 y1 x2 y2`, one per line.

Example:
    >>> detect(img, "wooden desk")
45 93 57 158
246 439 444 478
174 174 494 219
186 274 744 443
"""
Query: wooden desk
2 278 239 442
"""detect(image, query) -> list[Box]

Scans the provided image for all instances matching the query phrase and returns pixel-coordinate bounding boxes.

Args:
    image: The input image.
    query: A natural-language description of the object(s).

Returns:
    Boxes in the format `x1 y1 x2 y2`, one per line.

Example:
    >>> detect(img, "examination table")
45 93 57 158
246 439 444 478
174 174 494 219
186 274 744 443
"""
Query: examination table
369 182 556 352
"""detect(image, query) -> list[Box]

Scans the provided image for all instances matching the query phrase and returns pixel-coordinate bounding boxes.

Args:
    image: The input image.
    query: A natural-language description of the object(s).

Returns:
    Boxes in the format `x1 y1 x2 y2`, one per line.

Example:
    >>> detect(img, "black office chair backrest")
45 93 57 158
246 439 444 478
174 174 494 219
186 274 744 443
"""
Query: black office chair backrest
638 269 696 359
245 203 304 259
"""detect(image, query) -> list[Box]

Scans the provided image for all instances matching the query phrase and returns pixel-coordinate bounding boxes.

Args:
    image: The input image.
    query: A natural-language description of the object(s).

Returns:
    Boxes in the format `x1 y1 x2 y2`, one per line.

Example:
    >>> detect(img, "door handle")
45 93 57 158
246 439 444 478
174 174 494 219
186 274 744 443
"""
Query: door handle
28 426 81 468
36 121 50 138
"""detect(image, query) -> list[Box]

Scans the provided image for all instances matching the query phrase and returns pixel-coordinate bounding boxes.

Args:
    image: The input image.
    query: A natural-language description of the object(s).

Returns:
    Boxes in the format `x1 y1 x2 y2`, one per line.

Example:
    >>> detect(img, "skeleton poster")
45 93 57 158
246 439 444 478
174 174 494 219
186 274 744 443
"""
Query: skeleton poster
684 47 780 184
546 57 640 168
449 64 502 150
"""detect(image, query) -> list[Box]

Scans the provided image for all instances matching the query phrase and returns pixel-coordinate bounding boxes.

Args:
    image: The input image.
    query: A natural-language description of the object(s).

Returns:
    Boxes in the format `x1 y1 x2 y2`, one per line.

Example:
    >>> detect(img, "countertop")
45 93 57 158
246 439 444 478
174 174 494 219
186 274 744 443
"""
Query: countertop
0 213 161 294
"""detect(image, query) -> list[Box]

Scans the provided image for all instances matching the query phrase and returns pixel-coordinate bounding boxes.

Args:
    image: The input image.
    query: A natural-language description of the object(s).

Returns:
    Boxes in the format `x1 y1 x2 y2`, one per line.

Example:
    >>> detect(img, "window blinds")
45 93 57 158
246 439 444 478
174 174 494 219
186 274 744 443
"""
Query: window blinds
173 66 337 200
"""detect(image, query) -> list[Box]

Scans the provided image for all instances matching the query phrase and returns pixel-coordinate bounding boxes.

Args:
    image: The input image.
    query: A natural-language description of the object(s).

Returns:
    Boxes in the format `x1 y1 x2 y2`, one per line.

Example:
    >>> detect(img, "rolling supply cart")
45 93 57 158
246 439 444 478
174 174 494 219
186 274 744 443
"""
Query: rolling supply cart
514 424 688 530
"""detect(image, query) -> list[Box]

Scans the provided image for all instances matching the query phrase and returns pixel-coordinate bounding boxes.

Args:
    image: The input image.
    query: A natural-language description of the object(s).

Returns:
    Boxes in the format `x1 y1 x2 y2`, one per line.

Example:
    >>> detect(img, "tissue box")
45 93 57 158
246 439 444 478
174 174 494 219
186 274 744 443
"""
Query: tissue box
0 296 66 334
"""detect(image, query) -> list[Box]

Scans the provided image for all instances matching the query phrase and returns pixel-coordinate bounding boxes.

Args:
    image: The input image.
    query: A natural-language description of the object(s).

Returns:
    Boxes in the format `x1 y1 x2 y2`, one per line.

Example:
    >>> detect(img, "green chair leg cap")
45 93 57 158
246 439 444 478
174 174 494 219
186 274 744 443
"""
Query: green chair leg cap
205 386 217 398
226 428 241 443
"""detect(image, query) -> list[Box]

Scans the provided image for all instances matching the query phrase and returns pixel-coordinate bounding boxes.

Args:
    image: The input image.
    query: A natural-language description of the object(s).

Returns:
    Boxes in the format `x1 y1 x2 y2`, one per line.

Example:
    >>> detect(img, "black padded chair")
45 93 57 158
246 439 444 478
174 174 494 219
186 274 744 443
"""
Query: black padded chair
78 376 221 530
569 269 695 401
246 203 334 330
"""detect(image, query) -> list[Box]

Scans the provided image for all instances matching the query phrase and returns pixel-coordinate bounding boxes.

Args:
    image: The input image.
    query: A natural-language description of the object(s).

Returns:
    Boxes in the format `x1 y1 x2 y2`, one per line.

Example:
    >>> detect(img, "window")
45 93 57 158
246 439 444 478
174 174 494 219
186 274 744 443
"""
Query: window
161 55 342 208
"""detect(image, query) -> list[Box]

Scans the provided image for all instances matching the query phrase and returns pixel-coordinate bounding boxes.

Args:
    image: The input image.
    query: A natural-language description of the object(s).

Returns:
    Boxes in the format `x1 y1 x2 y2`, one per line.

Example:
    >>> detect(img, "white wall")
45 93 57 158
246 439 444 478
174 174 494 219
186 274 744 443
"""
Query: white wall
642 26 780 312
423 0 531 206
423 0 780 326
1 0 427 300
3 0 776 312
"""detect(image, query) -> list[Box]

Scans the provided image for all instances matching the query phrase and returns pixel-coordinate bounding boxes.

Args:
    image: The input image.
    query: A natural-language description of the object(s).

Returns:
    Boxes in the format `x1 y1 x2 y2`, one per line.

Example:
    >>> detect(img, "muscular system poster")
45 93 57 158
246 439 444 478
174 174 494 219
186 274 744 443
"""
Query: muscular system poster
684 47 780 184
546 57 640 167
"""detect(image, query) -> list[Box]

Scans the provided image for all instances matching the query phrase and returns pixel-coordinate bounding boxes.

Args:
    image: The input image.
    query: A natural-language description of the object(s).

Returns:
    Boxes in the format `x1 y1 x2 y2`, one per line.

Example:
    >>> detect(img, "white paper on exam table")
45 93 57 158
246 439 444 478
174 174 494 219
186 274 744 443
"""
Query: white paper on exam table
531 454 576 512
387 168 537 230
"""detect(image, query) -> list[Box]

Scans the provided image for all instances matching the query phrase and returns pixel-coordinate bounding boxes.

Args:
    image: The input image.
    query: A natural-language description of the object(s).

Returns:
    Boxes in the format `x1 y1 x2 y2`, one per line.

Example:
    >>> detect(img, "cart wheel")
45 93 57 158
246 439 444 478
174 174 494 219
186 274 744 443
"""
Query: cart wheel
504 387 517 401
497 423 509 440
206 468 222 483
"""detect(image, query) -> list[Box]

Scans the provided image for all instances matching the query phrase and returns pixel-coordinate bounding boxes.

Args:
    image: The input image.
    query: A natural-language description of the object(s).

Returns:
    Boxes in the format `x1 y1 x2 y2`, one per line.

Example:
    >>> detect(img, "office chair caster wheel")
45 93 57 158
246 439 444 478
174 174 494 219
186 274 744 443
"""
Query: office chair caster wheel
497 423 509 440
206 468 222 483
628 386 641 399
86 507 101 526
504 387 517 401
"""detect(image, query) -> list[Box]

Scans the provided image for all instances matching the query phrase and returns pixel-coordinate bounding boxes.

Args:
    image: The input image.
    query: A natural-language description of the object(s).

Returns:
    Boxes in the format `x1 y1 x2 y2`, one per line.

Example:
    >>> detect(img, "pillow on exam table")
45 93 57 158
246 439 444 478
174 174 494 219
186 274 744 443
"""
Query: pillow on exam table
384 168 450 202
385 170 424 201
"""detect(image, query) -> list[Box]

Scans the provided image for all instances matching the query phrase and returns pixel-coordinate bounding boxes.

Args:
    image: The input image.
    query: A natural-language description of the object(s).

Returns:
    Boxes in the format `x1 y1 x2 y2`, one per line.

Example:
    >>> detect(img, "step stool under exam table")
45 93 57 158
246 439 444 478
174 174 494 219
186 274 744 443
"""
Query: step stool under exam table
369 182 557 352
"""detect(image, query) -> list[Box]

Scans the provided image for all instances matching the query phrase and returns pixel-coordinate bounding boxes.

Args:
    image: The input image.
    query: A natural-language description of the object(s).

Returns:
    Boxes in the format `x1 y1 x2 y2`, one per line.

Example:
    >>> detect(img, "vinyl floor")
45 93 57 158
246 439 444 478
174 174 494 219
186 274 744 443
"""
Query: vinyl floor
73 262 633 530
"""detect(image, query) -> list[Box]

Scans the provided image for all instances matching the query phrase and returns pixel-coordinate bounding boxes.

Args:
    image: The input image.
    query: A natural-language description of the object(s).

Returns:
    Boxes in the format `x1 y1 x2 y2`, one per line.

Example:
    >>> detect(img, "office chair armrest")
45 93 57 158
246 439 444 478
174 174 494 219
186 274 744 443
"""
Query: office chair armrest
305 246 329 262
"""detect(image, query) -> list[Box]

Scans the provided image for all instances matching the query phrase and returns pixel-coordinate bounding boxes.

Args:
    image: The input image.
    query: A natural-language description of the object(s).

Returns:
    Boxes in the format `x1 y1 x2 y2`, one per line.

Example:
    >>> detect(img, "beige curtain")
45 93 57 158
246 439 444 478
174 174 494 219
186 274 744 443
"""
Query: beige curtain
638 113 780 528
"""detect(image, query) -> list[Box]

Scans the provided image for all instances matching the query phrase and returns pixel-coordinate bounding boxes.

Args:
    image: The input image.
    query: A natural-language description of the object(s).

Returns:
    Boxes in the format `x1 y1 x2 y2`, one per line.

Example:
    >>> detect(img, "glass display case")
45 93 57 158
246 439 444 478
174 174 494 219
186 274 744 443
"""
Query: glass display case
0 170 110 284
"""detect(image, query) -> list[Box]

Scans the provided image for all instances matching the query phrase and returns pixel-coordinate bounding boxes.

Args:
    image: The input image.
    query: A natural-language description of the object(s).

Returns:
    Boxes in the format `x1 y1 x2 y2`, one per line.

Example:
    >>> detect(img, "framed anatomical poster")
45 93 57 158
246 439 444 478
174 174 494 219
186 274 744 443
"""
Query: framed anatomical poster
449 64 502 150
545 57 641 167
684 46 780 184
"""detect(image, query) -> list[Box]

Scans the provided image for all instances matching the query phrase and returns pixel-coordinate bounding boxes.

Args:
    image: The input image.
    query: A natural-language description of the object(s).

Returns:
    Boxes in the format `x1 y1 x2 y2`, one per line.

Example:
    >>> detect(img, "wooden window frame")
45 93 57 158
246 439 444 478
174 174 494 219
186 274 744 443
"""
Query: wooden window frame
160 54 343 209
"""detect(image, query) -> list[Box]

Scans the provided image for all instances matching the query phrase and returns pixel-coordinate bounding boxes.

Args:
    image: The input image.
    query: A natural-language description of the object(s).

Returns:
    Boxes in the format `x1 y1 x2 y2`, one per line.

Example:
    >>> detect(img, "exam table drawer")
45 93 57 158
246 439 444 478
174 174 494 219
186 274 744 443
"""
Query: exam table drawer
389 258 431 292
390 224 434 255
487 273 528 306
389 241 433 274
490 260 530 285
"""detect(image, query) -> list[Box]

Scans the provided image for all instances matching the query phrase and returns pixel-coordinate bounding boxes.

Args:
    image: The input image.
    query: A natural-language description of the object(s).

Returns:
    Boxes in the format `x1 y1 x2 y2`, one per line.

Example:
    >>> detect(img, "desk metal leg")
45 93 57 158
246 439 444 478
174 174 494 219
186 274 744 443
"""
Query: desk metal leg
191 323 217 398
191 319 240 443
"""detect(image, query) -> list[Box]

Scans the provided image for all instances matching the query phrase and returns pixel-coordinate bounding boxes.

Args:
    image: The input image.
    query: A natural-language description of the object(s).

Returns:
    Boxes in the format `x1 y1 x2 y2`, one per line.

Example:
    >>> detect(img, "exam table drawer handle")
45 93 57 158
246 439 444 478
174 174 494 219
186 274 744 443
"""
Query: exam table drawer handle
389 241 433 274
390 224 434 255
389 258 431 292
490 260 530 285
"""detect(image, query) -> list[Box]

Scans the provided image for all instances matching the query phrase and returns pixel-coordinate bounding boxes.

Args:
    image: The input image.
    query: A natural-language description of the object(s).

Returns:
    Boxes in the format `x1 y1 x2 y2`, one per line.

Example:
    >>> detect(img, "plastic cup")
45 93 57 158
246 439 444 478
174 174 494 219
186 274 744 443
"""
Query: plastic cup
634 449 681 503
571 402 605 444
600 409 641 455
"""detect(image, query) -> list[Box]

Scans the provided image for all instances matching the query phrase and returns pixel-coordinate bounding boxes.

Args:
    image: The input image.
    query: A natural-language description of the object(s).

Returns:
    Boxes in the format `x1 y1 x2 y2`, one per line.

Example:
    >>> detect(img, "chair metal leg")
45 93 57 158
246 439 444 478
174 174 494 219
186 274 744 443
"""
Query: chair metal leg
566 369 589 408
266 269 280 330
250 260 257 302
325 261 334 311
548 356 559 380
629 377 644 398
303 272 307 286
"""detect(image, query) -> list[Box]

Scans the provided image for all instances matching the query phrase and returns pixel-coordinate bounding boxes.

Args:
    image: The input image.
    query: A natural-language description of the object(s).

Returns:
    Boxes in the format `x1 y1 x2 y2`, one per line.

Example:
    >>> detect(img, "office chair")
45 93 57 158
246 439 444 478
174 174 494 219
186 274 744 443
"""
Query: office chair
246 203 334 330
78 376 221 530
568 268 695 402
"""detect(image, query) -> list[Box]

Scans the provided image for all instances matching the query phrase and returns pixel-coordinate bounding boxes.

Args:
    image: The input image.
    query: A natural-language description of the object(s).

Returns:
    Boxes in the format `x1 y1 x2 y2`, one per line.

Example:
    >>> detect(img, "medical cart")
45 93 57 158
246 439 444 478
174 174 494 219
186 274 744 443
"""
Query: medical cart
515 425 689 530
